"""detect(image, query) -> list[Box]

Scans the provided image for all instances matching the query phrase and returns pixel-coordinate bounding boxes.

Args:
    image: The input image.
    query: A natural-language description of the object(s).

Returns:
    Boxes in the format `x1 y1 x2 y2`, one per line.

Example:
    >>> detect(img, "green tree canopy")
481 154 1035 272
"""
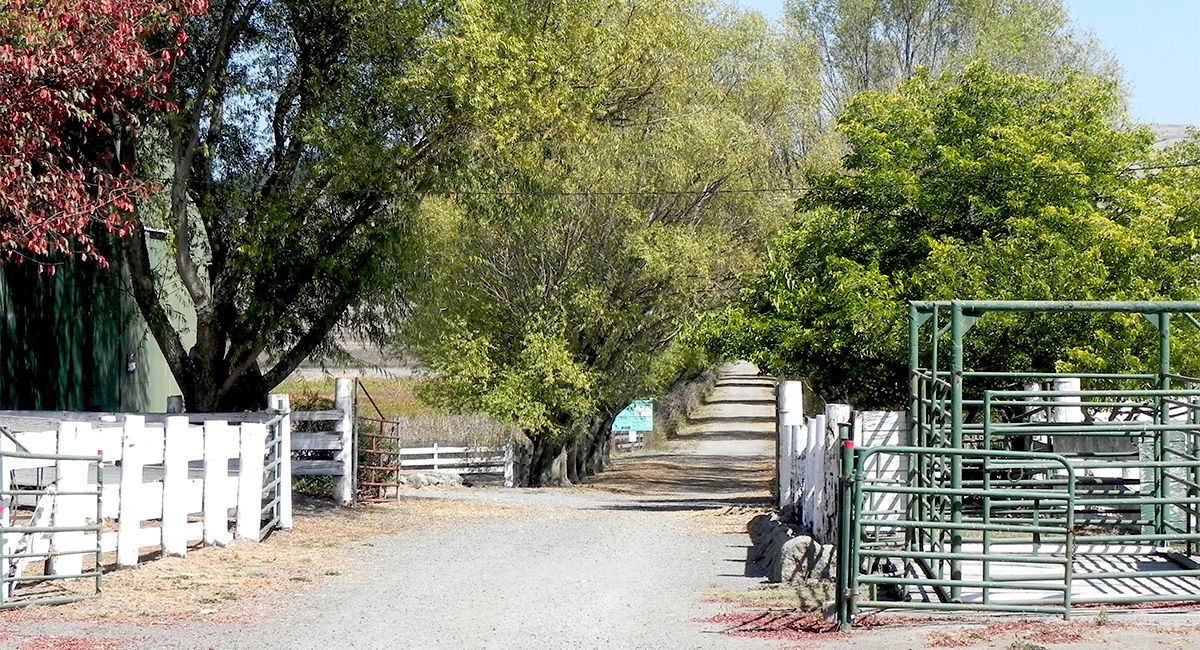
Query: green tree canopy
404 2 816 484
787 0 1120 120
695 62 1200 407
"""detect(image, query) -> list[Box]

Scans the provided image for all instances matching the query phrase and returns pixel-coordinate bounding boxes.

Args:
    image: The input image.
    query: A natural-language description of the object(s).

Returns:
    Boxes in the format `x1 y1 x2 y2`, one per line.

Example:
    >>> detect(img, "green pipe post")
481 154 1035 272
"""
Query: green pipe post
950 303 965 600
837 422 855 630
909 304 923 547
1157 312 1171 535
982 392 992 604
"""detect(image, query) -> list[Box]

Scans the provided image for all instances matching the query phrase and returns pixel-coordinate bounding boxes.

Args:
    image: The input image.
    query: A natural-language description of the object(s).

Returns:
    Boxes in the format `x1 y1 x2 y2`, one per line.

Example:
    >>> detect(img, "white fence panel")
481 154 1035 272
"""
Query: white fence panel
2 412 287 590
854 411 908 532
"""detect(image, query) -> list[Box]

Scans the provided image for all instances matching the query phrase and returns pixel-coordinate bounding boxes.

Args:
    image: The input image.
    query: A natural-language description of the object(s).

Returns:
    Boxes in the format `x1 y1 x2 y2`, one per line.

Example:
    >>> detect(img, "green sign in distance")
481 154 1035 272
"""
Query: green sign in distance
612 400 653 432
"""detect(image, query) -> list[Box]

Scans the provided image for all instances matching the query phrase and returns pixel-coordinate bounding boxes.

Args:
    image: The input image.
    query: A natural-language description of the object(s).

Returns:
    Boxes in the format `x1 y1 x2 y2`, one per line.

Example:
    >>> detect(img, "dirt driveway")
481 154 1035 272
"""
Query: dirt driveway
4 363 1200 649
0 364 782 650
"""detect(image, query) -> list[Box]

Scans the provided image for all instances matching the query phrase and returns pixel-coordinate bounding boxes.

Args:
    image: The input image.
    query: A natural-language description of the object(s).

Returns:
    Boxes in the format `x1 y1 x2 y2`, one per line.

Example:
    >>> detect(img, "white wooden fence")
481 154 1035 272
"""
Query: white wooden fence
288 379 355 506
776 380 904 544
394 440 515 481
612 430 646 453
1 413 288 600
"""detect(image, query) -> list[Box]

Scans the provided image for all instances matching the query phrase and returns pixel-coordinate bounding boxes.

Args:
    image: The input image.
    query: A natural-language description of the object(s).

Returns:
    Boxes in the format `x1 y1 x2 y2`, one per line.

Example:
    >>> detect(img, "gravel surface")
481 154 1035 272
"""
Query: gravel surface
6 361 1200 649
1 363 787 650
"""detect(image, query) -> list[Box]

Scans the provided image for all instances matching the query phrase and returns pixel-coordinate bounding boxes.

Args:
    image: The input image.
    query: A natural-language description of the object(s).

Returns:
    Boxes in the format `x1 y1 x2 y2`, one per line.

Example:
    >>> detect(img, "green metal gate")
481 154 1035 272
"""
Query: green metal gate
838 301 1200 627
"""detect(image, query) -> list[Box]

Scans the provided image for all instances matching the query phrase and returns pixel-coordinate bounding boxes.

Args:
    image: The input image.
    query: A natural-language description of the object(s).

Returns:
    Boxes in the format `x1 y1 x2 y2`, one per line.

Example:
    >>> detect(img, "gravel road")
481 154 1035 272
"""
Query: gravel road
2 363 786 650
175 363 779 650
7 362 1200 650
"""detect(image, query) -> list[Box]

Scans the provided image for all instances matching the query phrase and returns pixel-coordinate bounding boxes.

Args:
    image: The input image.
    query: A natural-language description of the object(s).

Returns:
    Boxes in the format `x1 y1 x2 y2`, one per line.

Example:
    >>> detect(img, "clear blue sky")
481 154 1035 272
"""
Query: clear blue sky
736 0 1200 126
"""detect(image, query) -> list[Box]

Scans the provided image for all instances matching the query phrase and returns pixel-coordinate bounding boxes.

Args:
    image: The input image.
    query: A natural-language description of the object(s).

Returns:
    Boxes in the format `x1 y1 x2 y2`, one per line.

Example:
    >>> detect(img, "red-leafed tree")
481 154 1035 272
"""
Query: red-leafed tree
0 0 206 268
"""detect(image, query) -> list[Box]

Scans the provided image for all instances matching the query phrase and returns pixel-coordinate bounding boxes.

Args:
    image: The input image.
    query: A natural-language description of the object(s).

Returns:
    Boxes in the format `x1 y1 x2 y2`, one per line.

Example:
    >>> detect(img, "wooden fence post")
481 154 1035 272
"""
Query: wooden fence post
503 433 515 488
203 421 235 546
777 381 804 512
162 416 190 557
333 378 355 507
117 415 145 567
820 405 853 543
50 422 88 577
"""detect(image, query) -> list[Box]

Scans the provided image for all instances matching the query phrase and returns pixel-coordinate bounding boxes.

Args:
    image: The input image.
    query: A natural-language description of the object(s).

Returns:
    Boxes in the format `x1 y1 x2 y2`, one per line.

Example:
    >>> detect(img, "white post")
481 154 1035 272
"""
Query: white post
203 421 235 546
777 381 804 511
268 394 294 529
808 414 827 533
117 416 146 568
1024 381 1047 422
1051 377 1084 423
820 405 853 542
50 422 89 577
236 423 268 541
333 378 354 507
433 442 440 471
503 433 515 488
799 418 815 531
161 416 190 557
789 423 804 515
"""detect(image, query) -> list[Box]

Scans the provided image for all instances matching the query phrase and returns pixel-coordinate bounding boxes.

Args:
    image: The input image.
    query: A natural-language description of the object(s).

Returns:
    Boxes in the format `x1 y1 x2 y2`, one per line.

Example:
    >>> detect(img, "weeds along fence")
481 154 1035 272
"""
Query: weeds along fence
0 411 290 608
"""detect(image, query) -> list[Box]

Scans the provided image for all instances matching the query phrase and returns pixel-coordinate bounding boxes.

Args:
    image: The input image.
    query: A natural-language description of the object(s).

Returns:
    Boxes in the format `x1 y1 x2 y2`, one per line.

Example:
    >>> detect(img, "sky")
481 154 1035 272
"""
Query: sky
737 0 1200 126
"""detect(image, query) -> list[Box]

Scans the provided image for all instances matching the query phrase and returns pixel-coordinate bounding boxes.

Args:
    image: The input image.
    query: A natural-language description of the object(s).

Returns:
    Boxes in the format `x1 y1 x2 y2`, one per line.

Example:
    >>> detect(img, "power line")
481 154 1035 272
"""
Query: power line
434 161 1200 198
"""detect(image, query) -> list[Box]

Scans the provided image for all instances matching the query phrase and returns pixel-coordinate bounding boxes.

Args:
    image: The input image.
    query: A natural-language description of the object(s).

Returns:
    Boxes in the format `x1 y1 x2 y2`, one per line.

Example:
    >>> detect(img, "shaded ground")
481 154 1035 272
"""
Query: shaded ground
0 363 781 650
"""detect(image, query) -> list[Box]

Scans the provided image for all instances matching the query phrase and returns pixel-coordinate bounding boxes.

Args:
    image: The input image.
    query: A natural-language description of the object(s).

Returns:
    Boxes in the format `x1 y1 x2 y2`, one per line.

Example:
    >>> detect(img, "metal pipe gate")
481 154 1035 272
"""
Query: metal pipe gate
1 444 104 608
838 301 1200 628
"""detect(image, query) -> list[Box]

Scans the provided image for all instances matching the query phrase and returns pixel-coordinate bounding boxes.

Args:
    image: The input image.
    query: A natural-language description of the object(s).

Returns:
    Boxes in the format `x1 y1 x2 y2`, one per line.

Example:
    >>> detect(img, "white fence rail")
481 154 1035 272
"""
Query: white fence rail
393 442 513 476
1 413 287 601
612 430 646 453
287 378 355 506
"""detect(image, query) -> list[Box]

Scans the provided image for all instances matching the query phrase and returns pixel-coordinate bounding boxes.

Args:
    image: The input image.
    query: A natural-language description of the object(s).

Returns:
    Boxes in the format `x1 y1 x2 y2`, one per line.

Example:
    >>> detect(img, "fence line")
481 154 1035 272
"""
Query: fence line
775 382 883 544
285 379 355 506
612 430 646 453
1 413 287 607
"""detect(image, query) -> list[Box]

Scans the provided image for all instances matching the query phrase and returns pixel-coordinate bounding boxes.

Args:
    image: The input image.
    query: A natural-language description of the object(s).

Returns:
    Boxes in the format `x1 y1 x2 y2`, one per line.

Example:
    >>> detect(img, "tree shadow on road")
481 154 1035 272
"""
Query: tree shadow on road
586 453 772 495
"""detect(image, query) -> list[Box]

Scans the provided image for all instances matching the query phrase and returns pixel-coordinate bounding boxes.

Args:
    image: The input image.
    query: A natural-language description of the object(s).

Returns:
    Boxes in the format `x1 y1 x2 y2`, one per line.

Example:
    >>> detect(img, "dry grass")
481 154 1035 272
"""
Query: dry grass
0 496 518 626
274 377 432 418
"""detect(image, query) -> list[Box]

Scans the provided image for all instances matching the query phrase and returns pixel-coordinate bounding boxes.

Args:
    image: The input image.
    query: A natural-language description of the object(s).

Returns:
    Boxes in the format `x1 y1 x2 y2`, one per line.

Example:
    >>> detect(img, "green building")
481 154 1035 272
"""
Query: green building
0 234 185 413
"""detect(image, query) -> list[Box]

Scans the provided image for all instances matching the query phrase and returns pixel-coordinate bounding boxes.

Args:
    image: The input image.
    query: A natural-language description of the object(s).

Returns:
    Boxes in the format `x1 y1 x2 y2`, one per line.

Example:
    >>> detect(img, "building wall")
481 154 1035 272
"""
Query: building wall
0 234 188 413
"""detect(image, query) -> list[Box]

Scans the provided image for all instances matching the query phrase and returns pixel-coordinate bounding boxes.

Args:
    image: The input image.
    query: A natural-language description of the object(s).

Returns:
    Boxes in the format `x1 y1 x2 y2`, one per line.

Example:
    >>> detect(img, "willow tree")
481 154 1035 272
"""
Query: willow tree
786 0 1119 119
404 3 817 485
126 0 484 411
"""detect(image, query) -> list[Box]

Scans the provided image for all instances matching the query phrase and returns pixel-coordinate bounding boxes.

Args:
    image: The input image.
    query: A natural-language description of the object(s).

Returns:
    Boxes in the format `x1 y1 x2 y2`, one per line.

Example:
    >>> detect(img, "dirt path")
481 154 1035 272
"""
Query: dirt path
0 363 789 650
6 363 1200 649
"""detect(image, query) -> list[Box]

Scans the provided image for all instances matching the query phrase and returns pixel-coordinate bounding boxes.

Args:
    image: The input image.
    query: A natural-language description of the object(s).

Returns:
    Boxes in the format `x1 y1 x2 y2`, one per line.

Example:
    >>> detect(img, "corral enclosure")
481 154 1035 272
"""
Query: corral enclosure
834 301 1200 627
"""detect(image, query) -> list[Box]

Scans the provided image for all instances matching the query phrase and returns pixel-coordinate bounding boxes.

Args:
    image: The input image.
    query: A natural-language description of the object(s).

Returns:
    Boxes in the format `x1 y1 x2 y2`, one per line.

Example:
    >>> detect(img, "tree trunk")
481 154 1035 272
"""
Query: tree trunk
566 442 581 484
529 436 570 487
585 425 610 476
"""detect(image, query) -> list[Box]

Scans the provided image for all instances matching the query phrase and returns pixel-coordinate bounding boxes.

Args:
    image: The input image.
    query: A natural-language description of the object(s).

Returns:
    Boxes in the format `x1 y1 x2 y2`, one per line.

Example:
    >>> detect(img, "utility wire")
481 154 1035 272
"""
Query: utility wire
434 161 1200 198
